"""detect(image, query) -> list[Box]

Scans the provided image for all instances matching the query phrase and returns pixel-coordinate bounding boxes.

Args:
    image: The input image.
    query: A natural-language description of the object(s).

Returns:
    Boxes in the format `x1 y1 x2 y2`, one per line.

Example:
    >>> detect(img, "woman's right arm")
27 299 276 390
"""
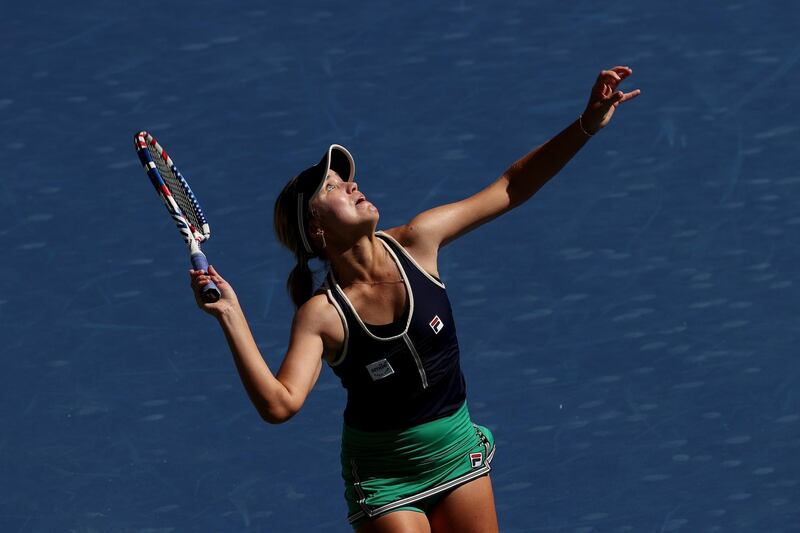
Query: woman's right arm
191 265 325 424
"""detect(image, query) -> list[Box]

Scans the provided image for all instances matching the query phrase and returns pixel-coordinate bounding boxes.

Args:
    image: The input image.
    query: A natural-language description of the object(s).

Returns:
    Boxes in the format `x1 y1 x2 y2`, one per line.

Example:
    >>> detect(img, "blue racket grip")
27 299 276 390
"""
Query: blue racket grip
191 252 220 303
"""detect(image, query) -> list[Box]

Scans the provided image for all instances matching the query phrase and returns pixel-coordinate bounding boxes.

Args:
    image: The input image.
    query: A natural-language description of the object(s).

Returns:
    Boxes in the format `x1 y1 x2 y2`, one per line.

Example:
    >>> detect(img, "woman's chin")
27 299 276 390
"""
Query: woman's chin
359 201 379 215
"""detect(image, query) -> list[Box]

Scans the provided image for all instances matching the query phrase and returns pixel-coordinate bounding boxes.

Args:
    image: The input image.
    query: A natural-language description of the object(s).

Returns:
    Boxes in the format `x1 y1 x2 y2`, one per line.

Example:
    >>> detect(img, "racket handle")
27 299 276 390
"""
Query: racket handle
191 251 221 303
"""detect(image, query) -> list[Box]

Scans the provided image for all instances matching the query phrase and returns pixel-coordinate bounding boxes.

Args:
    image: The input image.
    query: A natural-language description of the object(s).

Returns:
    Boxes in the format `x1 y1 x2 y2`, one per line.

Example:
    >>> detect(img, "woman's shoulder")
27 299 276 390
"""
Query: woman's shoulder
297 290 346 361
301 287 339 323
379 226 413 248
378 226 442 282
378 226 401 243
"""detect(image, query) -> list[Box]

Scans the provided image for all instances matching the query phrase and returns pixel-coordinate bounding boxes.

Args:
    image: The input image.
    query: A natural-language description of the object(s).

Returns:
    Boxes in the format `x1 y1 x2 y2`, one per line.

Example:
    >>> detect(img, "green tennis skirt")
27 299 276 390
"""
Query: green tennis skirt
341 401 495 528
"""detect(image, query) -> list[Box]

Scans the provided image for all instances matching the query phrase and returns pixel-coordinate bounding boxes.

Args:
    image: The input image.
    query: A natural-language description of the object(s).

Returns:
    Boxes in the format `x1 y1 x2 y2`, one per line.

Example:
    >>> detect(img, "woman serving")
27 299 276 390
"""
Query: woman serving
190 66 640 532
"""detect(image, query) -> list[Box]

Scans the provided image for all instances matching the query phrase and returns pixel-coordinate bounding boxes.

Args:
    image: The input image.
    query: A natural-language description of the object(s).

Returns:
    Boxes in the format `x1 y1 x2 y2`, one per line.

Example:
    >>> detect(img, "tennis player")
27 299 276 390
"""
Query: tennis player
190 66 640 532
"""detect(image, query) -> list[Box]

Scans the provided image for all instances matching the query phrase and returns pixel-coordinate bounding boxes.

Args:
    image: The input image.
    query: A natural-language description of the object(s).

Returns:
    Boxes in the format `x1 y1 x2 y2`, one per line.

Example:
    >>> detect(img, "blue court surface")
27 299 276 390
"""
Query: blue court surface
3 1 799 531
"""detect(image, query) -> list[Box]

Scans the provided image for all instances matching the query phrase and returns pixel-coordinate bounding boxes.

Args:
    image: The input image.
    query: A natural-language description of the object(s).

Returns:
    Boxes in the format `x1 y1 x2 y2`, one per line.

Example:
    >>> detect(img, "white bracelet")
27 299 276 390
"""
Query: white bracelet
578 115 594 137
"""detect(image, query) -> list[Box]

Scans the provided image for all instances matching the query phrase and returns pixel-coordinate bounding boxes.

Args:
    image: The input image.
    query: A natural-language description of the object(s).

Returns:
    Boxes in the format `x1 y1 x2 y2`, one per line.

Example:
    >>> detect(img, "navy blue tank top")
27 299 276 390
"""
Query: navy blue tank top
323 231 467 431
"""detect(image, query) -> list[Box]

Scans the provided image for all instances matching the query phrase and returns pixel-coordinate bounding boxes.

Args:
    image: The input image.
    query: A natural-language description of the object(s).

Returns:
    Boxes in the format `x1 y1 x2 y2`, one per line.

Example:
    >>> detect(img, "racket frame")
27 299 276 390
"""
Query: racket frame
134 130 220 303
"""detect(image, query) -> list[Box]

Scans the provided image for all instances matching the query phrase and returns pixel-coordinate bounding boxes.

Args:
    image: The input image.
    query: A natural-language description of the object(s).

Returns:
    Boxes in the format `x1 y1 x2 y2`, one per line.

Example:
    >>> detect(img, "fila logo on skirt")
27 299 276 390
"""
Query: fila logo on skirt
429 315 444 334
470 452 484 468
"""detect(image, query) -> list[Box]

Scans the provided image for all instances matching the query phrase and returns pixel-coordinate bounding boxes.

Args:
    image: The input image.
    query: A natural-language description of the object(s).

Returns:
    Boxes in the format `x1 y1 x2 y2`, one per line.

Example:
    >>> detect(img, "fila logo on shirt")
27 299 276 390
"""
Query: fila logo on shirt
470 452 484 468
429 315 444 334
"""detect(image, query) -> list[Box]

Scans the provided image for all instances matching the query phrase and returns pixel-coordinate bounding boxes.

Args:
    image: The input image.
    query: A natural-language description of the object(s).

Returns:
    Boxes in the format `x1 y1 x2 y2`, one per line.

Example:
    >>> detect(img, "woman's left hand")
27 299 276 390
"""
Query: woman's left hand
581 66 641 135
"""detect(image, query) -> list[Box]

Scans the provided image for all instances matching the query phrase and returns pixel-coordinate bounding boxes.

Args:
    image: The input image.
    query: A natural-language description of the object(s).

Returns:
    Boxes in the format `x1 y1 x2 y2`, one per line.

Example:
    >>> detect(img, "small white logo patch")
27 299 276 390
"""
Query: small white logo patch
429 315 444 334
366 359 395 381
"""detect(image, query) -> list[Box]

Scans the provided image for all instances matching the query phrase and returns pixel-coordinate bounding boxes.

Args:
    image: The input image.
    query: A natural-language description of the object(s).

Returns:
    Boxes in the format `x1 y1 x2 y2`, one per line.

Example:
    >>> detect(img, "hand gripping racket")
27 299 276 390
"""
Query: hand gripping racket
134 131 220 303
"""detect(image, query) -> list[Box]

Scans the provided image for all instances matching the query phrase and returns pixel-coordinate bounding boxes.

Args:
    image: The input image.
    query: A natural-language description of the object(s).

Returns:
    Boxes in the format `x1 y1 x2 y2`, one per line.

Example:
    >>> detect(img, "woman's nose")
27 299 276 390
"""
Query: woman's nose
347 181 358 193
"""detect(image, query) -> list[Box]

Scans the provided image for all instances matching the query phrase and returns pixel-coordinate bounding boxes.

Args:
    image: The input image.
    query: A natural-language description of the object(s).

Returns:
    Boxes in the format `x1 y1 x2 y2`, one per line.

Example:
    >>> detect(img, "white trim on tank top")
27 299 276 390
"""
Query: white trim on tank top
375 230 446 289
323 277 350 368
329 235 415 343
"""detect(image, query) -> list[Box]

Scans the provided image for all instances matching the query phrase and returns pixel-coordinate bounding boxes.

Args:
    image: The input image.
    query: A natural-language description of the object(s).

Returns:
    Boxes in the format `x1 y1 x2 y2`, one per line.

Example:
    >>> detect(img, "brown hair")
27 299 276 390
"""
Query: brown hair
273 176 327 309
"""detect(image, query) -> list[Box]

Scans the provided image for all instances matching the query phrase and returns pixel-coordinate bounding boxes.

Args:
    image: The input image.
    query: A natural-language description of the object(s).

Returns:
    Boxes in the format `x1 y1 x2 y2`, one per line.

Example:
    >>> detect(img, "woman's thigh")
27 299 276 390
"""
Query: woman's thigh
428 475 499 533
356 509 432 533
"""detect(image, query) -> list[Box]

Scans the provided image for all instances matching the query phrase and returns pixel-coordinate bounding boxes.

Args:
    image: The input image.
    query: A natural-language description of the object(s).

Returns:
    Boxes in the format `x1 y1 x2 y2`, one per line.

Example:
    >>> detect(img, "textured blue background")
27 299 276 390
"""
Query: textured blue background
3 1 799 531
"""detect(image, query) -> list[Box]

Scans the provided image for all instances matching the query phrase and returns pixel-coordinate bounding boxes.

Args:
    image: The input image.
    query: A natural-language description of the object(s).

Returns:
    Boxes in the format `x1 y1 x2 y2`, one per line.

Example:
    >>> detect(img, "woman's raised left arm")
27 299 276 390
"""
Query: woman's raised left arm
397 66 641 251
503 66 641 208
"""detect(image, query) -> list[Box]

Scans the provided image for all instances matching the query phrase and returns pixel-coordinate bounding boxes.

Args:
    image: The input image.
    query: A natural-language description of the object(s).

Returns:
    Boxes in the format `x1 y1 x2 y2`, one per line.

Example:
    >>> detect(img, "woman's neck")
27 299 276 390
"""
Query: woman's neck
329 233 401 286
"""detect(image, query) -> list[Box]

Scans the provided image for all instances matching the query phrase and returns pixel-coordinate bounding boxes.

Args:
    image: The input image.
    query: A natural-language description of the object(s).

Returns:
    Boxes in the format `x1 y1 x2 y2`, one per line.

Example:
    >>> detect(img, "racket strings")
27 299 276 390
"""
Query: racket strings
147 146 205 232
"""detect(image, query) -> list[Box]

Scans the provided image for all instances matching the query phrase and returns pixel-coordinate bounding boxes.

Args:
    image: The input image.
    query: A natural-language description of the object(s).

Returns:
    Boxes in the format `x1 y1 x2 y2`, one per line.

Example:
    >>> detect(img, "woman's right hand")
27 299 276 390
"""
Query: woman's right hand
189 264 240 318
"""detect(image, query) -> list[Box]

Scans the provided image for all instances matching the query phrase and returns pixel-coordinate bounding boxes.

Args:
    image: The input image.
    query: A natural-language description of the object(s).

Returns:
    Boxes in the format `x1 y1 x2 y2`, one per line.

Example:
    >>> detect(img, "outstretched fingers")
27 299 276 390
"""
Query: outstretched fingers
604 89 641 110
582 65 640 132
599 69 623 84
610 65 633 77
597 67 634 91
619 88 642 103
595 67 640 105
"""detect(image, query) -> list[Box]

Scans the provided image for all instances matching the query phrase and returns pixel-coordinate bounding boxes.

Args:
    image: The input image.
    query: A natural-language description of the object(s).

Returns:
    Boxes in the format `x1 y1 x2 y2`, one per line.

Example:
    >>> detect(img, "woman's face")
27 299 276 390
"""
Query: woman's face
308 170 379 241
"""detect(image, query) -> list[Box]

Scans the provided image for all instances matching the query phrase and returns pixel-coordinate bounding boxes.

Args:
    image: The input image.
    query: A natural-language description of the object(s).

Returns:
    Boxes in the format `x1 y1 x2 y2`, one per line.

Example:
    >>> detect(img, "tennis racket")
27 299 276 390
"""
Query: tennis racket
134 131 220 303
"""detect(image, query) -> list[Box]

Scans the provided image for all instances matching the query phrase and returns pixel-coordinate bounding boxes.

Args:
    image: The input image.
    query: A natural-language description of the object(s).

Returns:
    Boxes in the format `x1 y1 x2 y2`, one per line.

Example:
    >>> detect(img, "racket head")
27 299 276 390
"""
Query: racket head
134 131 211 244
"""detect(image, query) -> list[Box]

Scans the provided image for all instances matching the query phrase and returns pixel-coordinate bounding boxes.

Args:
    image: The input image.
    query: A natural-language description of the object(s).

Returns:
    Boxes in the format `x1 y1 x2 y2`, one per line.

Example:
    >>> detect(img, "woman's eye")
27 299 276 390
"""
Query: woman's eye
326 184 335 191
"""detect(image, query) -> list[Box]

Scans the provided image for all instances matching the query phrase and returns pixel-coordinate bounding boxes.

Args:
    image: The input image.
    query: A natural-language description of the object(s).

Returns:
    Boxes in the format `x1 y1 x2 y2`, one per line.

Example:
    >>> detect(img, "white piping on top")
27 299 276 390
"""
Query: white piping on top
323 277 350 367
375 231 445 289
402 333 429 388
329 236 414 342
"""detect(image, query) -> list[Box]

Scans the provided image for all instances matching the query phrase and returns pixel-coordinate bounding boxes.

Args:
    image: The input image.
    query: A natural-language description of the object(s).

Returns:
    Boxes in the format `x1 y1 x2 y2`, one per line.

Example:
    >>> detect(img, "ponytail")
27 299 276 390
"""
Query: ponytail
274 175 329 309
287 256 315 309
